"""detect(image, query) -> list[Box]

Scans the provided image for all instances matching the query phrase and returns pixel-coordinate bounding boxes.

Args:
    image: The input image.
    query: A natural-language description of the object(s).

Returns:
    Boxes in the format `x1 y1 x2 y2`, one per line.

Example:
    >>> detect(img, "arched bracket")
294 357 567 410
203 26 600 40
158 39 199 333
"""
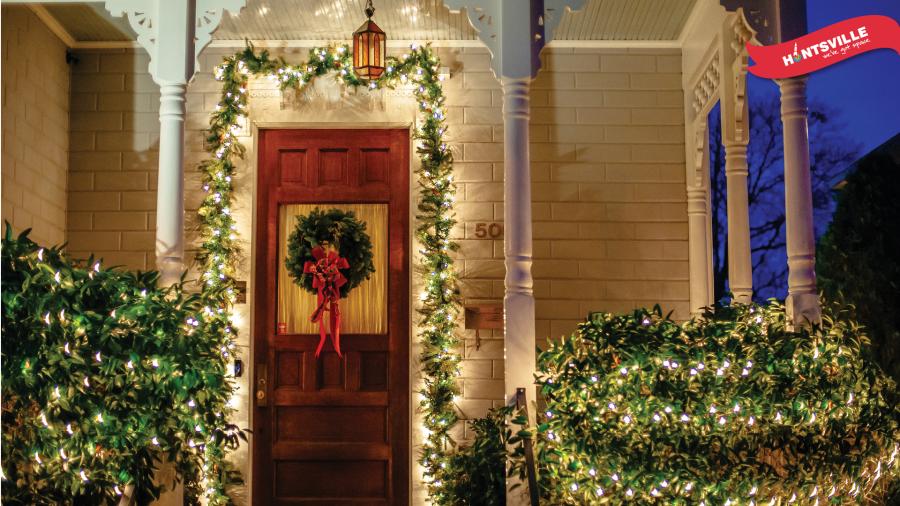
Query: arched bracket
719 0 807 45
444 0 584 79
104 0 244 84
728 9 756 143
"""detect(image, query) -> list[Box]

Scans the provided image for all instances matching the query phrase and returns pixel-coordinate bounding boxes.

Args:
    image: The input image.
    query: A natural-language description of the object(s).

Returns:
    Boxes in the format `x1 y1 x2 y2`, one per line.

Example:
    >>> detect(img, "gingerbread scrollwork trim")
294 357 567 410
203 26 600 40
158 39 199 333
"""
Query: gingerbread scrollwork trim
692 53 720 116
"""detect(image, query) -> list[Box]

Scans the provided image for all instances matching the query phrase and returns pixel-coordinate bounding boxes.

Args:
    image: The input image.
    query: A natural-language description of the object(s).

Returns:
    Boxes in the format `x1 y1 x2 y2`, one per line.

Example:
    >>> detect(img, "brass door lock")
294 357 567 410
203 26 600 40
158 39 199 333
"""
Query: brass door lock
256 363 267 407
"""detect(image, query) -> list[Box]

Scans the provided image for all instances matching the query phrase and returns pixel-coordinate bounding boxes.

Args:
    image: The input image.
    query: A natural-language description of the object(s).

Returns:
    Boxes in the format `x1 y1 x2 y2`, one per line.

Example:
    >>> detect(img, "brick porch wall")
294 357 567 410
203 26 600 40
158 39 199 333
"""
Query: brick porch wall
451 47 688 417
66 44 688 502
1 6 70 246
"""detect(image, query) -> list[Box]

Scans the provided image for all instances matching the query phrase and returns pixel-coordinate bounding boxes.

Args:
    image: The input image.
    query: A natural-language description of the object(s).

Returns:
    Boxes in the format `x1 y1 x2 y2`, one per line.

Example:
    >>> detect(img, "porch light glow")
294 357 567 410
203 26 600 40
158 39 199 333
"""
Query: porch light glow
352 0 386 80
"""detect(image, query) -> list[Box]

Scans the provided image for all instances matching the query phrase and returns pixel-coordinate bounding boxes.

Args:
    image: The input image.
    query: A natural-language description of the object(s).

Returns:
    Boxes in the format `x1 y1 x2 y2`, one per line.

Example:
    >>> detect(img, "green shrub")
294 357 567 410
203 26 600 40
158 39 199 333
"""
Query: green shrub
532 301 899 504
818 149 900 385
436 406 511 505
1 227 244 504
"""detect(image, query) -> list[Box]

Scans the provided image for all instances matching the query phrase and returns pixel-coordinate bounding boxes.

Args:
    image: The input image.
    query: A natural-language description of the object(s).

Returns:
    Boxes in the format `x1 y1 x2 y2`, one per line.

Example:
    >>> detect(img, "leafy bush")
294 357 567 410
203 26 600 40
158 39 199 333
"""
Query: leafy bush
818 148 900 385
1 227 244 504
437 406 512 505
532 301 899 504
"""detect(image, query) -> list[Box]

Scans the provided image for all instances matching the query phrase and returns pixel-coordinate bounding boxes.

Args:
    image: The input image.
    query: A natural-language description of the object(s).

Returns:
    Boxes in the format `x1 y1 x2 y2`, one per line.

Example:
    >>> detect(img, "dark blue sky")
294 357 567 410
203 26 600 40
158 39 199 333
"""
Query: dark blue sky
748 0 900 153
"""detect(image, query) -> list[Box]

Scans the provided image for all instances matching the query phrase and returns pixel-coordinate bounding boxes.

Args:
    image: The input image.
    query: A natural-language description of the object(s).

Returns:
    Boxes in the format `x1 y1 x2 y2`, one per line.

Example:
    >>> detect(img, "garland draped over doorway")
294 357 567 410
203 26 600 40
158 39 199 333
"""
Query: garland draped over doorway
198 43 461 503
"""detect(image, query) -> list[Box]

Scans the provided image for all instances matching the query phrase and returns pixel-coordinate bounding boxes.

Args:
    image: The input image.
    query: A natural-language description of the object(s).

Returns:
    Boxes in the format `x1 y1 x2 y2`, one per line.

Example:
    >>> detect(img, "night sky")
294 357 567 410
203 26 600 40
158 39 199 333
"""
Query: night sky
807 0 900 151
711 1 899 301
748 0 900 153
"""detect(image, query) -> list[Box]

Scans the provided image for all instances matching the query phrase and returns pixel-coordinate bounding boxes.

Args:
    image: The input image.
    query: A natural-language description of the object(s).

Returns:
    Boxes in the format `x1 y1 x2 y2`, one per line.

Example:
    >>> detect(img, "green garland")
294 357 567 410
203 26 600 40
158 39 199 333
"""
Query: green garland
530 301 900 504
200 43 460 502
285 208 375 297
1 226 245 504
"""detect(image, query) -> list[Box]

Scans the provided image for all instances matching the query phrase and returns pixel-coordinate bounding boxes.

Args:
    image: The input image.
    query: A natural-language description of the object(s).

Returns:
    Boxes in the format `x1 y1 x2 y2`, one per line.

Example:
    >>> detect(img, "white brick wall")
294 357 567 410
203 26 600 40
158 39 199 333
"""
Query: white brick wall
451 47 689 368
66 44 689 503
1 6 70 246
66 49 159 269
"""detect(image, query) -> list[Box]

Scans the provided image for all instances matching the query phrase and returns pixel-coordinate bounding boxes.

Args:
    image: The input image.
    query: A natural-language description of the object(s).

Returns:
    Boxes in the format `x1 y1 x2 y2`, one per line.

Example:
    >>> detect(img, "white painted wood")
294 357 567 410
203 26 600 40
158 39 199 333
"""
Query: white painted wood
445 0 584 79
0 0 100 2
156 82 188 288
445 2 583 503
501 77 535 506
8 0 698 44
778 76 821 326
686 120 713 315
722 140 752 303
67 40 142 49
101 1 242 503
208 38 684 49
103 0 244 287
718 12 756 304
28 4 77 47
680 1 726 314
500 75 535 409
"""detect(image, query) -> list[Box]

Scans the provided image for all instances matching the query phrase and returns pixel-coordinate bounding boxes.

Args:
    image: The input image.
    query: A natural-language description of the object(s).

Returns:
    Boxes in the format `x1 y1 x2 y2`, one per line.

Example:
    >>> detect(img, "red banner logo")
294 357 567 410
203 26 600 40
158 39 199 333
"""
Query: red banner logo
747 15 900 79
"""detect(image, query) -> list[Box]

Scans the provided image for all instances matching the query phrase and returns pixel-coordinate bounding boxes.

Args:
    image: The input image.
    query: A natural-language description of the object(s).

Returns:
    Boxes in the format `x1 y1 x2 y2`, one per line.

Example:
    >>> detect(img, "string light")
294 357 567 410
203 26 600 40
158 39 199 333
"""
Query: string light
186 42 459 504
532 301 900 503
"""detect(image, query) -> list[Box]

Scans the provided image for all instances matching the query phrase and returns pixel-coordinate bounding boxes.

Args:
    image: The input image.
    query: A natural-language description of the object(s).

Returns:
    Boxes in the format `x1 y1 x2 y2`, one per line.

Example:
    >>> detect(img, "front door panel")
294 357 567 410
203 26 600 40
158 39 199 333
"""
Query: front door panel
254 129 409 505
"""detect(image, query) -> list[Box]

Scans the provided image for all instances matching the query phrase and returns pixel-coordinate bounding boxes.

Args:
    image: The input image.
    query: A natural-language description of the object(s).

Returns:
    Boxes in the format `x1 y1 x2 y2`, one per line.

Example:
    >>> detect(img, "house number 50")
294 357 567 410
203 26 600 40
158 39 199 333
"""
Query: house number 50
474 222 503 239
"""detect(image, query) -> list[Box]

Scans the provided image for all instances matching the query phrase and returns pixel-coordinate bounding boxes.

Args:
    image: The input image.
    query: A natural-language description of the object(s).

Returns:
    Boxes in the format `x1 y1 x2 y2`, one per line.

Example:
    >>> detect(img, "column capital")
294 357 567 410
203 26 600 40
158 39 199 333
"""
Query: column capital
777 75 810 120
444 0 584 79
104 0 245 85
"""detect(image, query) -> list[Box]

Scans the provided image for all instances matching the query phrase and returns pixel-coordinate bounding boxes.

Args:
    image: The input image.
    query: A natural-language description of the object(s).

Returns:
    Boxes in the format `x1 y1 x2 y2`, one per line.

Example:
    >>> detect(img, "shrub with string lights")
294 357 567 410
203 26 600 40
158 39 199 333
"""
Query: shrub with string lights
1 226 245 504
201 43 460 501
532 301 899 505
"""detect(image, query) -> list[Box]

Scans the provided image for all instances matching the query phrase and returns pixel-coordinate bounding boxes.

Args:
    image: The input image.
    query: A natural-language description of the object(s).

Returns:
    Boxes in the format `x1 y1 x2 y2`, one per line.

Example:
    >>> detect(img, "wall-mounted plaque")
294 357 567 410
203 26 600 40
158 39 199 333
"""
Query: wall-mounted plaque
464 303 503 349
235 280 248 304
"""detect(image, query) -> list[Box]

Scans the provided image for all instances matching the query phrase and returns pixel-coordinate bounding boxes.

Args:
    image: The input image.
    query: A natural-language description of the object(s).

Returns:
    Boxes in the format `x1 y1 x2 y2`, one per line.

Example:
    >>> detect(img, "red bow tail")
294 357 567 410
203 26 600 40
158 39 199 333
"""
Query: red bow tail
306 246 348 359
330 296 341 357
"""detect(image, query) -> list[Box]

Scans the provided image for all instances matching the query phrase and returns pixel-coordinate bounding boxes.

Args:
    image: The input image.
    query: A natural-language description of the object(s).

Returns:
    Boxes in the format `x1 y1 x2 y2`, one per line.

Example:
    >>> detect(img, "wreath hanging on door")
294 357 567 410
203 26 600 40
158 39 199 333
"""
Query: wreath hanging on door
285 208 375 358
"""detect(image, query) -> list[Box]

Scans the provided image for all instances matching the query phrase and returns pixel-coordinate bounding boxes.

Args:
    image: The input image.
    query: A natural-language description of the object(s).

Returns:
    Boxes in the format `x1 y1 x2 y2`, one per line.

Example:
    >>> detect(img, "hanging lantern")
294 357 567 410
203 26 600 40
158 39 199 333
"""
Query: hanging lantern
353 0 386 80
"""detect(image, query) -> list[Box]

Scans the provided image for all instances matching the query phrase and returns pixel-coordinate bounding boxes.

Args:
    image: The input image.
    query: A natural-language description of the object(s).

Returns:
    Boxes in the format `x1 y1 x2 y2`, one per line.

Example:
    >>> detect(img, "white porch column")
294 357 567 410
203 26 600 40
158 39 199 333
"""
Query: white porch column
445 1 583 503
501 75 536 419
446 0 582 407
685 119 714 315
101 2 243 503
719 13 754 304
687 185 712 314
105 0 244 286
778 76 821 325
151 0 194 286
155 82 187 285
723 141 753 302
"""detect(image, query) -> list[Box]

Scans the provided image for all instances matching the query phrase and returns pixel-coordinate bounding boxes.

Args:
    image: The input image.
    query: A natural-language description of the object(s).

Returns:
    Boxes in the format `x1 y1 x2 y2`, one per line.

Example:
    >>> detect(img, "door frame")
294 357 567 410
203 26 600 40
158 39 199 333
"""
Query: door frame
249 124 415 505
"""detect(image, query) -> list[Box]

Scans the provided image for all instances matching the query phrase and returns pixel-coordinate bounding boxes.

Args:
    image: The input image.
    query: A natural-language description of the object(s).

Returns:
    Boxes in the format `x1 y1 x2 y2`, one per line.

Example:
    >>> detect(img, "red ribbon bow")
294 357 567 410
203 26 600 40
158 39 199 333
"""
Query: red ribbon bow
303 246 350 358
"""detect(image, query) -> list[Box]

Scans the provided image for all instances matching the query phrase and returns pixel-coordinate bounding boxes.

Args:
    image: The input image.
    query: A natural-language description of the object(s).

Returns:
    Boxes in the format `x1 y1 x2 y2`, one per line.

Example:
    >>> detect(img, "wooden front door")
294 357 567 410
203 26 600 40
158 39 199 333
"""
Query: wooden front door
254 129 409 505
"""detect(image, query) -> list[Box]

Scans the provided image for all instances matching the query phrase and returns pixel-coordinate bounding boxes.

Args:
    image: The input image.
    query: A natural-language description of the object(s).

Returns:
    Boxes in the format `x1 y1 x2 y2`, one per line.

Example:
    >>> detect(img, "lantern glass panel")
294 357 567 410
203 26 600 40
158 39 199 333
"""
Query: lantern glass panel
353 19 386 80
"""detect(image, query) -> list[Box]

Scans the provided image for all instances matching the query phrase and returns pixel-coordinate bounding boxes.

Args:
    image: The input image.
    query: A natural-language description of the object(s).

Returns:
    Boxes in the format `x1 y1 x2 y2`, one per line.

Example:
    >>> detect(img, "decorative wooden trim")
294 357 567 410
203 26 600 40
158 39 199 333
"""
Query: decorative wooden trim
56 38 685 51
676 0 709 46
70 40 142 49
692 119 709 188
209 38 683 49
28 4 77 47
104 0 244 77
729 9 756 142
444 0 586 78
691 49 720 116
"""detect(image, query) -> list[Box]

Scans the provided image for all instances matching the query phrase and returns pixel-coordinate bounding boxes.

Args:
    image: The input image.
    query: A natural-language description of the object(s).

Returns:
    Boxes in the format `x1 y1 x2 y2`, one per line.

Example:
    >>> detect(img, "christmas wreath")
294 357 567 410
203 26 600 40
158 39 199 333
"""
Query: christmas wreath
285 208 375 357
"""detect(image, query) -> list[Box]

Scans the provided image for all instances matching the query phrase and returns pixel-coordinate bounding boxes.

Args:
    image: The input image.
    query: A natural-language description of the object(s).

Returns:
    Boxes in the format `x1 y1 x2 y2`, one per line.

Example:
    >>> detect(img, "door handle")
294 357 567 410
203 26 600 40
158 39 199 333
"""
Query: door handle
256 363 268 407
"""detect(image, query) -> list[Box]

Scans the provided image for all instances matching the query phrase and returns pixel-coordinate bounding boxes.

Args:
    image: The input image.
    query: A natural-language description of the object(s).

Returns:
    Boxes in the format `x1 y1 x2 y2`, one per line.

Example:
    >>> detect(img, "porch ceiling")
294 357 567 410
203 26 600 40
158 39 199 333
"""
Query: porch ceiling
34 0 697 46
